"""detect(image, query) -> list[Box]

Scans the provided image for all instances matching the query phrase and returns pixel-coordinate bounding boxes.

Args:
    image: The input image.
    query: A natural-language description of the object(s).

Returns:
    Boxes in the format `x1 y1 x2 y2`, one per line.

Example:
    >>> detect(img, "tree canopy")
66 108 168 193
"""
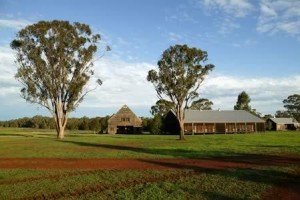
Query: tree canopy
147 44 214 140
283 94 300 121
150 99 174 117
234 91 251 111
11 20 108 139
190 98 213 110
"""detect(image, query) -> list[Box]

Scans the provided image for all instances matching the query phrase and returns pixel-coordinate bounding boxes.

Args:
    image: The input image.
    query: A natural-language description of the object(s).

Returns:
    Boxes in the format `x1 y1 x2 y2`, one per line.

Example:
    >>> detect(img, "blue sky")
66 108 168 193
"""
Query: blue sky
0 0 300 120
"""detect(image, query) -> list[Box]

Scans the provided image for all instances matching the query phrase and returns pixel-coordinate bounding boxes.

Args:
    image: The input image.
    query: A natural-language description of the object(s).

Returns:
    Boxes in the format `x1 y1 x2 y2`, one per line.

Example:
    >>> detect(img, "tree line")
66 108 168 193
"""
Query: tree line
0 116 109 133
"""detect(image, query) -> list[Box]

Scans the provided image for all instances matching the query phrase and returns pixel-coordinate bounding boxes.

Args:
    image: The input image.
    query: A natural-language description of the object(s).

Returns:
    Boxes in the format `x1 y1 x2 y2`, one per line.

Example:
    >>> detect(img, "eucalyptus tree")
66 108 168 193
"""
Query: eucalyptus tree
147 44 214 140
11 20 109 139
283 94 300 121
150 99 175 117
190 98 213 110
234 91 252 111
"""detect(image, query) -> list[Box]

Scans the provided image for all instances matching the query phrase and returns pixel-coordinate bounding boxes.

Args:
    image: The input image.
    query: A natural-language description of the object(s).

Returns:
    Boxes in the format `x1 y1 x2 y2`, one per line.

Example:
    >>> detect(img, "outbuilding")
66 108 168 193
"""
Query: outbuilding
266 118 299 131
107 105 142 134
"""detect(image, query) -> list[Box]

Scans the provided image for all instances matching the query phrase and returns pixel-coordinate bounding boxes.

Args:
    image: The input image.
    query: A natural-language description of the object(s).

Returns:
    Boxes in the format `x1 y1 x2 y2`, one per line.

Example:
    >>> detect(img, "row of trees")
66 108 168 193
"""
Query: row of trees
233 91 300 121
0 115 167 135
0 116 109 133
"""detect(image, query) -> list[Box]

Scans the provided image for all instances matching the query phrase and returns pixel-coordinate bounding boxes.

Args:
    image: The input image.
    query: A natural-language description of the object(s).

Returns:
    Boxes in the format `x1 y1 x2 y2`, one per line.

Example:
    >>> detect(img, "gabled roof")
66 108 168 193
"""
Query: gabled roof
108 105 142 126
268 118 298 124
184 110 265 123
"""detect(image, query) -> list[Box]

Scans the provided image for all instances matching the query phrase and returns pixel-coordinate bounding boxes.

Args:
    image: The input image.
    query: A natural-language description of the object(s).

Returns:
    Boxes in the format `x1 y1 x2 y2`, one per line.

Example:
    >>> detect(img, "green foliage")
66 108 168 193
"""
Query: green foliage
234 91 261 117
150 115 163 134
0 116 108 132
11 20 108 138
147 44 214 139
150 99 174 116
189 98 213 110
234 91 251 111
275 110 292 118
283 94 300 121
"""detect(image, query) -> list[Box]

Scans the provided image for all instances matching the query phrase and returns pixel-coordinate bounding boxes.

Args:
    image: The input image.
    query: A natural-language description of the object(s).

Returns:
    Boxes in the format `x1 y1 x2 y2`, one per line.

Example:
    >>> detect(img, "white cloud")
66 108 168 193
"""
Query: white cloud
199 0 253 17
257 0 300 36
200 74 300 115
218 17 240 36
0 46 18 87
0 45 298 118
0 19 31 30
195 0 252 36
80 58 157 109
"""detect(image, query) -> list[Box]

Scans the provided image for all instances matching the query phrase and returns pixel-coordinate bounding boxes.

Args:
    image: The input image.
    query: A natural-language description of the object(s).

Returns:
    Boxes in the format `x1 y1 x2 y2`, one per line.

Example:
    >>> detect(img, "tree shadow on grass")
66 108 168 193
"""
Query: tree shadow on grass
60 140 201 158
0 133 33 137
60 140 300 166
138 159 300 198
59 140 300 197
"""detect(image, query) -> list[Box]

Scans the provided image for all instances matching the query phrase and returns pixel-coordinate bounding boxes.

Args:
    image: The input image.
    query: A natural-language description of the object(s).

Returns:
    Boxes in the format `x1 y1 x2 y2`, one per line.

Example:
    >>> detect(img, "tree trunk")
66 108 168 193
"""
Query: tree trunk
176 107 185 140
179 119 185 140
57 126 65 139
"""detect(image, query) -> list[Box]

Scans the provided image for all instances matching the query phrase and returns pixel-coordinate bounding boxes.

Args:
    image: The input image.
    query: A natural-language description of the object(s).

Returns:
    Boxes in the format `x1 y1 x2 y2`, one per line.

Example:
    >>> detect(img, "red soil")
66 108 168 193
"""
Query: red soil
0 158 259 170
1 156 299 199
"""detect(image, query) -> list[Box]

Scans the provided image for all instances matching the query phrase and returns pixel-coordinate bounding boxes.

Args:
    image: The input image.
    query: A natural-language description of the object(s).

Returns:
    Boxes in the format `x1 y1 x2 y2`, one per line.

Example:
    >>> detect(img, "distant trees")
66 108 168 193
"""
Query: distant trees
147 44 214 140
0 116 109 133
274 110 292 118
234 91 261 117
283 94 300 121
234 91 251 111
150 100 174 117
190 98 213 110
11 20 109 139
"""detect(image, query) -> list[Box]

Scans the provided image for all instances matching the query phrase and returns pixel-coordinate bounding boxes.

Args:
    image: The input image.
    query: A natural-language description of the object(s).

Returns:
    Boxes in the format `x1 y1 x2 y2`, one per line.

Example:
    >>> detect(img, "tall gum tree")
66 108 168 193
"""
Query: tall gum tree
11 20 109 139
147 44 214 140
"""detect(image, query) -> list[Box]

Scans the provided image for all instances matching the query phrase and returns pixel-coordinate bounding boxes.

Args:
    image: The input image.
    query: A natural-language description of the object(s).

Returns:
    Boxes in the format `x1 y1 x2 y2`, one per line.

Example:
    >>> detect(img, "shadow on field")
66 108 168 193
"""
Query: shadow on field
60 140 202 158
0 133 33 137
60 140 300 166
60 140 300 198
138 159 300 198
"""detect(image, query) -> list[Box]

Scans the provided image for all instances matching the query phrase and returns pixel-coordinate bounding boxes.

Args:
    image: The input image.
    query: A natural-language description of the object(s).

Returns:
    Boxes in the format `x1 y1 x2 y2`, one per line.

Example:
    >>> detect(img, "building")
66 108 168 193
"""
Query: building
164 110 265 134
266 118 299 131
107 105 142 134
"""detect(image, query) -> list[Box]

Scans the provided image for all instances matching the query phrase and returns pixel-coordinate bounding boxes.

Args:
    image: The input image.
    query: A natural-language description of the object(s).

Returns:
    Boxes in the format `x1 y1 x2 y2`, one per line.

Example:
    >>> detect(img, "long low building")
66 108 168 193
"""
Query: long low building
164 110 265 134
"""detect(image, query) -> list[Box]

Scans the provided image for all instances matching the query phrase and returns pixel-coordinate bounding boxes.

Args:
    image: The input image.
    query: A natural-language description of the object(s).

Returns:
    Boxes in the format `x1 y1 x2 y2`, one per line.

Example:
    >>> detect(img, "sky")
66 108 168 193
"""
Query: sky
0 0 300 120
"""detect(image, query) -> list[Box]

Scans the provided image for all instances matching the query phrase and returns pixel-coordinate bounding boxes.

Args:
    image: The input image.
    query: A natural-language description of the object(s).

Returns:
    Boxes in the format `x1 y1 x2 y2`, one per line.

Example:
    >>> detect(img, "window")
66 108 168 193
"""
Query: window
121 118 130 122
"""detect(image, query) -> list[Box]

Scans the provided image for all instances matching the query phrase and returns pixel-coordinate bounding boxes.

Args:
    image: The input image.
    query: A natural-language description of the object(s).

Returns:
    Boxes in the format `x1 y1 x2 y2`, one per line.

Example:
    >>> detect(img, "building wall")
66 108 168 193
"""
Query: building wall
107 106 142 134
183 122 265 134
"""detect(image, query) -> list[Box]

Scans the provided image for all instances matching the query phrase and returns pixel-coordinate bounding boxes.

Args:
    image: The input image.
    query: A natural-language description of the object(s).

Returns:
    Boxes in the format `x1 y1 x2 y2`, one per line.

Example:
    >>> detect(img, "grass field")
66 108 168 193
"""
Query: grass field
0 128 299 199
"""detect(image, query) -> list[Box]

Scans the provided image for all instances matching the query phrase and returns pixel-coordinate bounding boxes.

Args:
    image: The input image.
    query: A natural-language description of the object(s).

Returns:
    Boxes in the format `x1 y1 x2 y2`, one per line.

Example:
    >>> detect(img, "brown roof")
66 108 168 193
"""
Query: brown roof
108 105 142 127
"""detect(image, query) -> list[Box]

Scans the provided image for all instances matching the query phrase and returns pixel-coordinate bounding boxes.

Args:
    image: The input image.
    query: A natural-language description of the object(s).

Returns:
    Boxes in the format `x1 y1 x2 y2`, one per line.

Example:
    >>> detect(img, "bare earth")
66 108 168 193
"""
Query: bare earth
1 156 299 199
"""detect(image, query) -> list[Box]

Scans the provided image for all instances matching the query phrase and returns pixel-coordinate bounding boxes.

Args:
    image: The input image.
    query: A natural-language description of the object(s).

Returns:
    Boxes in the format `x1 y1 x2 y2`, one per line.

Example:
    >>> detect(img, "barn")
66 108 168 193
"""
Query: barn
107 105 142 134
164 110 265 134
266 118 299 131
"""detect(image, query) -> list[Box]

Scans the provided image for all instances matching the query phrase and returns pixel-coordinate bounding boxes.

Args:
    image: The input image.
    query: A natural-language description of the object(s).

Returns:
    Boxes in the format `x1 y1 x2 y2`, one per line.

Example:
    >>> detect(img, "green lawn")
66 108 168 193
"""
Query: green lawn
0 128 299 199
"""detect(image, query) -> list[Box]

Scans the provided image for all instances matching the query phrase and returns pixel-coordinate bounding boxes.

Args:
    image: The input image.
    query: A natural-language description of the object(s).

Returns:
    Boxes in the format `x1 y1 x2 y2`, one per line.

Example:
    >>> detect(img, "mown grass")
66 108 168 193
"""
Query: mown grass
0 127 300 158
0 128 299 199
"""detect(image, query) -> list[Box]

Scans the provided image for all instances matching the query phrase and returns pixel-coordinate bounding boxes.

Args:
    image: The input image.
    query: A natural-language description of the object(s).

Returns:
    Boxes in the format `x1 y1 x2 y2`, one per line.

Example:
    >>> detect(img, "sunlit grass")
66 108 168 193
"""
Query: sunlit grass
0 128 299 199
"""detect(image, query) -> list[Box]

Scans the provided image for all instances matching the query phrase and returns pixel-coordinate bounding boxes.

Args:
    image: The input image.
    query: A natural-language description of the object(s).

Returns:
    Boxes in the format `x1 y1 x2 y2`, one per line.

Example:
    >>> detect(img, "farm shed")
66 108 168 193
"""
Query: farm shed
107 105 142 134
266 118 299 131
164 110 265 134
